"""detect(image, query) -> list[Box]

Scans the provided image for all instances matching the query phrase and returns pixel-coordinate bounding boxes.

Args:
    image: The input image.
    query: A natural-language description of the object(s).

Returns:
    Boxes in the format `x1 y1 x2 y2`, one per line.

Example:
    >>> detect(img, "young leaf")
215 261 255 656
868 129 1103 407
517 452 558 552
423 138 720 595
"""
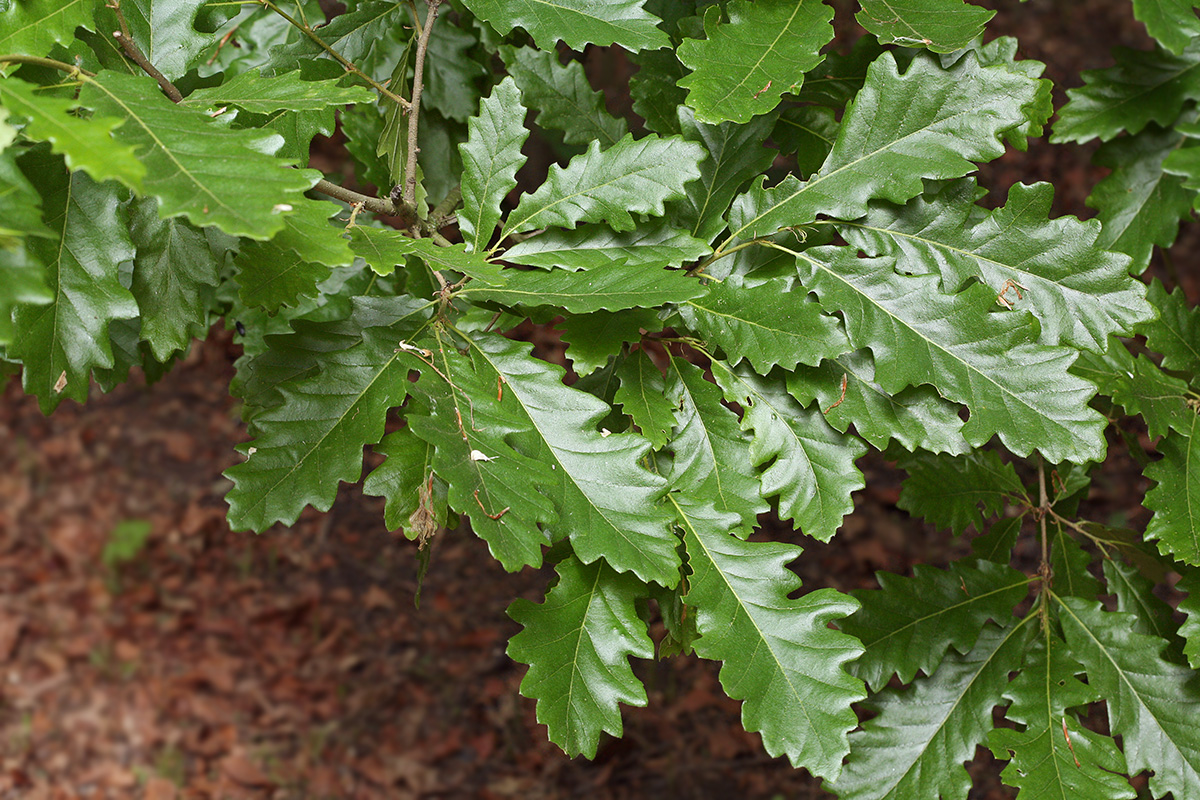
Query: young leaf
841 179 1151 353
127 197 220 360
224 327 412 532
80 72 319 239
1134 0 1200 55
839 560 1030 692
7 159 137 413
711 362 866 542
726 51 1042 243
988 635 1135 799
180 69 376 113
828 621 1034 800
498 46 627 147
786 350 970 455
676 0 834 124
897 450 1027 536
1052 42 1200 144
503 134 706 235
1144 421 1200 566
459 0 669 52
458 77 528 253
462 261 704 314
664 357 767 537
1088 125 1193 269
1057 597 1200 800
677 274 849 374
614 350 676 450
856 0 994 53
796 246 1107 464
507 555 654 759
673 497 864 778
1140 278 1200 375
502 221 710 272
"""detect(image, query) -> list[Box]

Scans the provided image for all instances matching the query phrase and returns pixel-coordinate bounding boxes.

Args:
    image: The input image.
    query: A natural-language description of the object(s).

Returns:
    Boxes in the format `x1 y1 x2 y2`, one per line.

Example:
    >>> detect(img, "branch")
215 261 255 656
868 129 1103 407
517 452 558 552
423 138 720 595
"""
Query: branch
106 0 183 103
313 179 415 224
0 55 95 77
258 0 411 110
404 0 443 211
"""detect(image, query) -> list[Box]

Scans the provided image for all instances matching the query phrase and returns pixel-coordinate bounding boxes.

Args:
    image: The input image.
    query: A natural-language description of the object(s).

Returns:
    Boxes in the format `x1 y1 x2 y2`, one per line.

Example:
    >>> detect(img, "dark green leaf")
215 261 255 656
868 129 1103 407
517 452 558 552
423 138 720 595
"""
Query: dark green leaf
502 221 710 272
856 0 994 53
0 0 94 66
458 77 528 253
558 309 661 377
614 350 675 449
897 449 1027 535
1133 0 1200 55
1144 420 1200 566
499 46 627 147
459 0 669 52
181 69 375 113
1141 278 1200 375
347 226 506 284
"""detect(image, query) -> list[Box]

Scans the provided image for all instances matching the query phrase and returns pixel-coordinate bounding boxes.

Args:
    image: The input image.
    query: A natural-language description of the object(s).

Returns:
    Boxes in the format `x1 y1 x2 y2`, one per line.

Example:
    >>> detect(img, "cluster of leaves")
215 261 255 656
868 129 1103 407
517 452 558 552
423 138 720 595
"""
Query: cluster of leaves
2 0 1200 796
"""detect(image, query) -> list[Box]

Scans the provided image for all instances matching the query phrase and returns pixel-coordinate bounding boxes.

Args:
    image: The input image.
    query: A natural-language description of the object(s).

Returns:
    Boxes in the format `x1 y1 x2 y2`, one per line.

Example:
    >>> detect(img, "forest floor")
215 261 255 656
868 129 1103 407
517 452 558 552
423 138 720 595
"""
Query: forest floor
0 1 1194 798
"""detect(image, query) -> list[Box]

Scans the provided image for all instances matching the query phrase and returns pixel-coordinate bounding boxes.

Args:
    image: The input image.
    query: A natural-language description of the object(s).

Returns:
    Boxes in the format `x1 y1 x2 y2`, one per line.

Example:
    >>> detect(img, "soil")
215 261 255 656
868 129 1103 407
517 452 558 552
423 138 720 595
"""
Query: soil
0 2 1193 798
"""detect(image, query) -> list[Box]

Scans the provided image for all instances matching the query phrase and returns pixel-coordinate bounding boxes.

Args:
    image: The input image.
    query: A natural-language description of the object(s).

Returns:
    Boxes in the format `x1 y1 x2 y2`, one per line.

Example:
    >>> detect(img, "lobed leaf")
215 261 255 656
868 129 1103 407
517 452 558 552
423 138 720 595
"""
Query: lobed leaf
897 450 1027 536
856 0 995 53
499 46 627 148
1144 420 1200 566
676 0 834 124
1140 278 1200 375
507 556 654 758
104 0 210 81
1179 568 1200 669
1134 0 1200 55
463 261 704 314
458 77 529 253
0 0 94 67
362 426 443 536
347 226 506 284
503 133 706 235
502 221 710 272
613 350 676 450
181 69 376 114
558 309 662 377
459 0 669 52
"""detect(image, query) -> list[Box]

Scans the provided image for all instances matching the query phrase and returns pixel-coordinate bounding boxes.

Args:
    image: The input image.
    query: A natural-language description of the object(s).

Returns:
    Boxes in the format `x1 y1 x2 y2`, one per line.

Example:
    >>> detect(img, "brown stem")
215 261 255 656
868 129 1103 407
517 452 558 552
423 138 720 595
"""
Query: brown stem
258 0 410 110
107 0 183 102
313 178 415 223
404 0 442 212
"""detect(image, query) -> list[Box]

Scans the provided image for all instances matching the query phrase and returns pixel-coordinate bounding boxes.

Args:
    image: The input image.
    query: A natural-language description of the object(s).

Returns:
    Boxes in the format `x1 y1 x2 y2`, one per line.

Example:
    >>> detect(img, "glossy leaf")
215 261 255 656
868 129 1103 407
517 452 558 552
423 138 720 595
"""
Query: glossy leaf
347 226 506 284
1144 420 1200 566
796 246 1107 464
678 274 849 374
1058 597 1200 800
458 77 528 253
856 0 994 53
711 362 866 542
466 262 703 313
558 309 661 377
726 51 1042 243
840 560 1030 692
504 134 706 235
828 621 1034 800
502 222 710 272
842 179 1151 353
676 0 834 124
1133 0 1200 55
507 556 653 758
499 46 627 147
362 426 442 536
181 69 376 113
274 0 406 70
0 0 94 65
676 500 864 778
614 350 675 449
1140 278 1200 375
107 0 209 81
459 0 669 52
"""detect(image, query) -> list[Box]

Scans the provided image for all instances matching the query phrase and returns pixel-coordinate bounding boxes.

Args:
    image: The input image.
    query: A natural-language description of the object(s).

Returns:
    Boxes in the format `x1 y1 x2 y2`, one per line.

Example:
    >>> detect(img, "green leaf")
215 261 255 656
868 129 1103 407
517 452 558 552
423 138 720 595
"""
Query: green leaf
664 357 767 536
507 555 653 758
1050 523 1102 600
1052 42 1200 144
363 426 443 536
465 262 703 314
0 0 94 64
786 350 970 455
796 246 1107 464
1141 278 1200 375
671 108 778 243
0 145 54 247
181 69 376 113
678 275 849 374
224 327 411 531
828 620 1034 800
1133 0 1200 55
773 105 839 176
856 0 994 53
711 362 866 542
988 635 1135 800
0 242 50 346
1057 597 1200 800
1144 420 1200 566
103 0 209 81
673 498 863 778
503 133 706 235
502 221 710 272
896 450 1026 535
841 179 1151 353
840 560 1030 692
1087 125 1193 269
1105 352 1197 438
558 308 662 377
458 77 528 253
0 77 144 188
273 0 406 69
629 48 688 136
127 197 220 360
79 71 319 239
7 157 137 413
1104 558 1186 656
613 350 675 449
676 0 834 124
726 51 1041 243
459 0 669 52
347 226 506 284
421 12 485 123
1179 568 1200 668
499 46 627 147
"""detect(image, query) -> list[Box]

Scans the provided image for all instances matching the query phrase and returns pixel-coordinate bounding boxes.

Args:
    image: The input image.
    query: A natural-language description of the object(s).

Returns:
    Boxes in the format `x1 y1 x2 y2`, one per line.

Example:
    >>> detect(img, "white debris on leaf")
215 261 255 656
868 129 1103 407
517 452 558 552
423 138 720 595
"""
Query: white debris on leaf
470 450 495 462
